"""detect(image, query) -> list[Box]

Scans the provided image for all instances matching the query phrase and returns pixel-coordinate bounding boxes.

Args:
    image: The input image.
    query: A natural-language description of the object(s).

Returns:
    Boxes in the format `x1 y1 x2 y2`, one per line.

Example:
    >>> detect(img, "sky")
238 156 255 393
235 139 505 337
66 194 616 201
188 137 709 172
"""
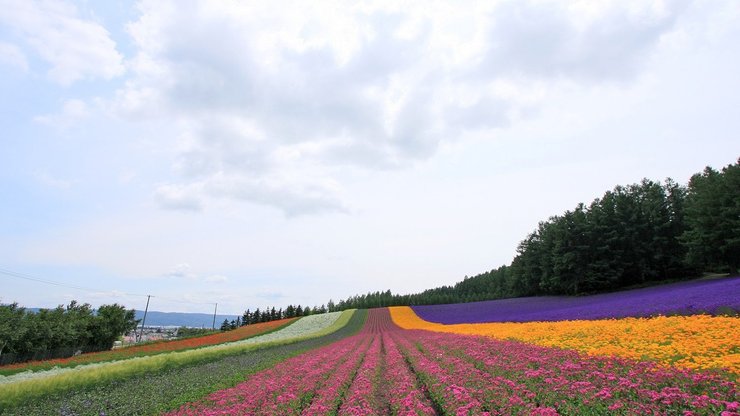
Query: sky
1 0 739 315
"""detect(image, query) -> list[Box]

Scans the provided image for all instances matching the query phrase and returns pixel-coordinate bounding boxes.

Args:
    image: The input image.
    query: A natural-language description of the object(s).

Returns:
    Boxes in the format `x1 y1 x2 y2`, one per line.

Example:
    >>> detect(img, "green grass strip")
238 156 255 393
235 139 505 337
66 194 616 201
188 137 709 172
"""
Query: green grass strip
0 310 356 410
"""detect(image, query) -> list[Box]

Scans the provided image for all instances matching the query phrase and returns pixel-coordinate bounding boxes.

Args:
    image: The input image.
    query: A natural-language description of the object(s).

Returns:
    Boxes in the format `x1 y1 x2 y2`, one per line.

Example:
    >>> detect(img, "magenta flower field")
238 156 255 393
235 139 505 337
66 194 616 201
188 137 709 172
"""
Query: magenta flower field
165 309 738 416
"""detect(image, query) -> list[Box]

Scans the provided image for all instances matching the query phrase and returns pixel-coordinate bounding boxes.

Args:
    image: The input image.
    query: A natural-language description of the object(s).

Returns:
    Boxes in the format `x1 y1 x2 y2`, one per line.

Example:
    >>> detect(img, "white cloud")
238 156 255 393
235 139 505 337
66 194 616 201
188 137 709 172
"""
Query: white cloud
110 0 688 216
164 263 197 280
473 0 686 83
204 275 228 283
0 0 124 85
255 292 286 301
166 266 228 284
154 183 204 211
0 41 28 71
34 98 91 127
34 171 73 190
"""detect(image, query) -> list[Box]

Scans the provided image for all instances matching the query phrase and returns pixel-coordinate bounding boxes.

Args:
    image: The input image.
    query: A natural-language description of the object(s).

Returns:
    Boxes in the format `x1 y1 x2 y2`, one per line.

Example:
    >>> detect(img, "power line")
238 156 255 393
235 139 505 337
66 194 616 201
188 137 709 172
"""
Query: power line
0 266 217 306
152 295 217 306
0 267 142 295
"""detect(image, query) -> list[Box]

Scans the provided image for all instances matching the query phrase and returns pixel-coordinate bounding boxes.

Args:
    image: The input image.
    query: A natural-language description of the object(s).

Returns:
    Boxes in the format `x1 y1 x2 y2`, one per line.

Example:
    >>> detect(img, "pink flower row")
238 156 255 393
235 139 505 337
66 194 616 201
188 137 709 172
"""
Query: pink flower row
339 332 436 415
165 309 437 416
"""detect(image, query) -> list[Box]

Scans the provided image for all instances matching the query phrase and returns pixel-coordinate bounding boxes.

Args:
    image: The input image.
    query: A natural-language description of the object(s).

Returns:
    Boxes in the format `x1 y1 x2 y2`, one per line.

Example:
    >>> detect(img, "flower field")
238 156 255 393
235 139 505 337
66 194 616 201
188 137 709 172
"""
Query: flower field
391 306 740 374
0 318 296 376
166 309 739 415
2 290 738 415
226 311 344 347
412 276 740 324
0 311 357 412
0 312 342 385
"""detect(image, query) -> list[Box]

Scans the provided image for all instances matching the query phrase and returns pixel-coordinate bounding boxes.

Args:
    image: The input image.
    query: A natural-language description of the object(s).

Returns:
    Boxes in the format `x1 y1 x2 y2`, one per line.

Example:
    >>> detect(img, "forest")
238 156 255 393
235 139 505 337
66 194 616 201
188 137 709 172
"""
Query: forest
330 159 739 310
0 301 137 365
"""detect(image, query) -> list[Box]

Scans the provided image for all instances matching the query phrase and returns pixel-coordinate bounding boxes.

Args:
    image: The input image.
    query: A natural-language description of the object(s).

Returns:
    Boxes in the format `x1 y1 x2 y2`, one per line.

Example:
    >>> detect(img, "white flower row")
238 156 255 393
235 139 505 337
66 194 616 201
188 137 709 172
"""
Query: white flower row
226 311 342 346
0 312 343 386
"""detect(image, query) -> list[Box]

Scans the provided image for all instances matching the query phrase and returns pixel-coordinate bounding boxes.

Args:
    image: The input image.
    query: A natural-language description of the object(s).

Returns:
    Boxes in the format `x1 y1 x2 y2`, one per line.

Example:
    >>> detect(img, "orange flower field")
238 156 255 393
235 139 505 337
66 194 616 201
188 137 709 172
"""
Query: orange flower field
389 306 740 374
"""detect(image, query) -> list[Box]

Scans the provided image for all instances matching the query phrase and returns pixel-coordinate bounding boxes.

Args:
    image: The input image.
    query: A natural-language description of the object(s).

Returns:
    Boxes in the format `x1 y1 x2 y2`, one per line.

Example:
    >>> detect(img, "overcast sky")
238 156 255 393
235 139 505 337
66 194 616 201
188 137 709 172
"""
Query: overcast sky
1 0 738 315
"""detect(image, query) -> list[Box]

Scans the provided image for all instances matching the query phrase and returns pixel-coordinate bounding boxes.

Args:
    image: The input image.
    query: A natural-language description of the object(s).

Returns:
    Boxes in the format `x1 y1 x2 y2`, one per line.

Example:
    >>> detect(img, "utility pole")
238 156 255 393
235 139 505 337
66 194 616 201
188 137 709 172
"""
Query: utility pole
212 302 218 330
137 295 151 342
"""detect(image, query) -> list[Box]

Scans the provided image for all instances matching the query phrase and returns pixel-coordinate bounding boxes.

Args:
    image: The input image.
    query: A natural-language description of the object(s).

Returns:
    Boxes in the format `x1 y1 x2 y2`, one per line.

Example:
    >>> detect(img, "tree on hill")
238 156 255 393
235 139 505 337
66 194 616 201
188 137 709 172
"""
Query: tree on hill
0 303 26 359
0 301 138 365
220 319 231 331
90 303 138 350
682 160 740 274
241 309 251 326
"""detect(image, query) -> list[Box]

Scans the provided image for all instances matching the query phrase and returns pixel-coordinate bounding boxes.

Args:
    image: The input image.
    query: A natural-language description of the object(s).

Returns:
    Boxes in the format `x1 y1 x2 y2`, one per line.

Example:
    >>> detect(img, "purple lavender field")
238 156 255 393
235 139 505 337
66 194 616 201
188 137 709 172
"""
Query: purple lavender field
412 276 740 324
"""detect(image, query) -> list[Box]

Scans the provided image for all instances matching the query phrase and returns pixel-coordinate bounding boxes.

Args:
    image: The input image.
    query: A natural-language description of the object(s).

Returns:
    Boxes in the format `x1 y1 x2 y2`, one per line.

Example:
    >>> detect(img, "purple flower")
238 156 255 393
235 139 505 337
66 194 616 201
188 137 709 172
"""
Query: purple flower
413 277 740 323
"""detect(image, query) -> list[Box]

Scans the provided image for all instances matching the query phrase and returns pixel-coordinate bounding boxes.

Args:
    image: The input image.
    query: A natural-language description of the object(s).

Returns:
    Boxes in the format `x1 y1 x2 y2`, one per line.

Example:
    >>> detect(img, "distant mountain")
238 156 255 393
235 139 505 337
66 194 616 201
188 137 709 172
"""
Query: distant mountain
134 310 239 328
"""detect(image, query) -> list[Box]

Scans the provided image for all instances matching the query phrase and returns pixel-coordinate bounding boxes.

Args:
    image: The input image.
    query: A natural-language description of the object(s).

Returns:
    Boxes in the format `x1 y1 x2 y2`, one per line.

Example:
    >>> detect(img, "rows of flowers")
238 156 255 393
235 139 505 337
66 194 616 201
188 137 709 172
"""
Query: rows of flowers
336 310 435 415
0 318 295 376
0 312 344 387
165 309 436 415
165 309 738 415
393 328 737 415
412 276 740 324
225 311 344 347
0 311 368 415
167 336 371 415
391 306 740 374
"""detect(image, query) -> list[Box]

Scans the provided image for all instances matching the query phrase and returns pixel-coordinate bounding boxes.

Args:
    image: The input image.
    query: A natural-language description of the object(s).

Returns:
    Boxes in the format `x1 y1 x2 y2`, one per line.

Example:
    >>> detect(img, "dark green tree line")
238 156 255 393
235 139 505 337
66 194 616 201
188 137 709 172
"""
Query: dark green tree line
0 301 138 365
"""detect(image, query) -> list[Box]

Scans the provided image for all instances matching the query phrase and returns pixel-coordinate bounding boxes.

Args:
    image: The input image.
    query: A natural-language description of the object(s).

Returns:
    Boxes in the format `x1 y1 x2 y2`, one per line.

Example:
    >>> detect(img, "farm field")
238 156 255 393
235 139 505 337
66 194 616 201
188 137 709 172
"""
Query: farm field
391 307 740 374
1 284 738 415
0 310 357 412
0 311 346 387
1 304 738 415
0 310 367 415
166 308 738 415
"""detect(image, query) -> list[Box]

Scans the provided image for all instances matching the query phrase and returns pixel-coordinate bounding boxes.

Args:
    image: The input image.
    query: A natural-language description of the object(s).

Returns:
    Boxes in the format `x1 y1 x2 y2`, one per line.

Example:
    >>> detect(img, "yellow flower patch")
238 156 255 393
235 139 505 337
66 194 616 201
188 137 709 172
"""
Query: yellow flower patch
389 306 740 374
